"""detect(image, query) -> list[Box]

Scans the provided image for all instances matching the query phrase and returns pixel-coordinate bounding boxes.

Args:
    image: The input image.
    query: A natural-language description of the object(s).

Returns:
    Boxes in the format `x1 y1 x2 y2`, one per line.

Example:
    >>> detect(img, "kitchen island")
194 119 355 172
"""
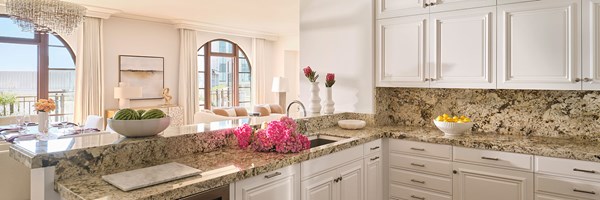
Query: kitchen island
9 113 600 200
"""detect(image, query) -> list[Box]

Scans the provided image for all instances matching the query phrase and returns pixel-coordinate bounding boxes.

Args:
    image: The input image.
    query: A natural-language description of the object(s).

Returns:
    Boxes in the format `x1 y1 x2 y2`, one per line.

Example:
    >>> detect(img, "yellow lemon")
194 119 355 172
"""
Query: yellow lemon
442 114 449 118
452 116 459 120
435 116 443 121
463 118 471 122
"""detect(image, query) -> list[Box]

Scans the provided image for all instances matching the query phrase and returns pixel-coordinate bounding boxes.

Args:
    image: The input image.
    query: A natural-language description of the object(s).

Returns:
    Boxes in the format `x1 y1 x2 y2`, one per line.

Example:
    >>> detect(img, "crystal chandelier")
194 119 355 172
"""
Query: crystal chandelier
5 0 86 35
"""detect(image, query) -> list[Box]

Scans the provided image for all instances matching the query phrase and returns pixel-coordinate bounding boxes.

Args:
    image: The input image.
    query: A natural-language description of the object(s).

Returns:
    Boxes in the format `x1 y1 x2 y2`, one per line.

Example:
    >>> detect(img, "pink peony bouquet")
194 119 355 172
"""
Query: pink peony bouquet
233 117 310 153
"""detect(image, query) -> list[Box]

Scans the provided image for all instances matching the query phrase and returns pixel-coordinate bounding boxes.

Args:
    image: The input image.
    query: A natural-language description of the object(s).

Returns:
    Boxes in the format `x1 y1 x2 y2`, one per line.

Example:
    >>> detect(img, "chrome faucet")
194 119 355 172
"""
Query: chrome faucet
287 100 307 117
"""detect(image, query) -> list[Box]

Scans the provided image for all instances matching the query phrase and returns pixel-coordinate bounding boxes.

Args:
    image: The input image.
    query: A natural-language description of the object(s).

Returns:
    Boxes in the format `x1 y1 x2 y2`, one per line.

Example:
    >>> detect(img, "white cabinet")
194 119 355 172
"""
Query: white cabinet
376 6 496 89
453 162 534 200
365 153 382 200
301 160 364 200
429 6 496 88
498 0 582 90
235 164 300 200
376 0 429 19
583 0 600 90
535 156 600 200
376 14 430 88
429 0 496 13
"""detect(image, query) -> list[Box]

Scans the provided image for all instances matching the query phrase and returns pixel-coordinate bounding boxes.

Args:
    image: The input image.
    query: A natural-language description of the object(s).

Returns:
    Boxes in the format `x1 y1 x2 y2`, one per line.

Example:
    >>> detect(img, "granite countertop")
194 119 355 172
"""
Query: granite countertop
56 125 600 200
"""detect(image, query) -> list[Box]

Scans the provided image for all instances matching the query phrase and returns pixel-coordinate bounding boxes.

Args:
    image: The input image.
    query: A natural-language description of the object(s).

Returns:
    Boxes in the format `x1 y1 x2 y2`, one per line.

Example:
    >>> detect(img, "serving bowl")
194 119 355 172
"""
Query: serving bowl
433 120 474 136
338 120 366 130
108 117 171 138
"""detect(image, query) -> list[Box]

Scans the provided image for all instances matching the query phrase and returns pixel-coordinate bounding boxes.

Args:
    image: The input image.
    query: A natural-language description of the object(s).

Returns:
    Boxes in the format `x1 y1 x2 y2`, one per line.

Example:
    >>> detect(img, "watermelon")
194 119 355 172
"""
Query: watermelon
113 109 140 120
141 109 166 119
137 109 146 116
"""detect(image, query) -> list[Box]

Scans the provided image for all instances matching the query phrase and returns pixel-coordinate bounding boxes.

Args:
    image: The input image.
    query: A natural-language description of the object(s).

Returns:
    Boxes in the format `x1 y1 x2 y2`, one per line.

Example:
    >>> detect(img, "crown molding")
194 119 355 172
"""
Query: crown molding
84 5 121 19
112 12 173 24
172 20 279 41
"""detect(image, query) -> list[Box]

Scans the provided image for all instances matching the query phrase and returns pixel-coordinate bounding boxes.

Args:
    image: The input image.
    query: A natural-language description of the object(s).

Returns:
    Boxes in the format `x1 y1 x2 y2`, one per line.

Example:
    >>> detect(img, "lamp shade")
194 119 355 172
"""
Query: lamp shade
114 86 143 99
272 77 288 92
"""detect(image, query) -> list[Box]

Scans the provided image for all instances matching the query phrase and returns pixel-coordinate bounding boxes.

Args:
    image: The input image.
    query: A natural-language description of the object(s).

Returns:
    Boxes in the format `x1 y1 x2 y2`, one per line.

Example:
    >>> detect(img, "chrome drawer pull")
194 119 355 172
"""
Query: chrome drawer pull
481 156 499 161
264 172 282 179
370 146 380 150
574 168 597 174
370 156 380 161
573 189 596 195
411 163 426 167
410 147 425 151
410 179 426 184
411 195 425 200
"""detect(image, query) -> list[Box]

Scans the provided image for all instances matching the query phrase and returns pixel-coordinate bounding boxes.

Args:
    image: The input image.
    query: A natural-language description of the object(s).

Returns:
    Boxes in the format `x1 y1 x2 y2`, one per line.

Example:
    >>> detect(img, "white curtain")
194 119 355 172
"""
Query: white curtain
178 29 199 124
74 17 104 124
253 38 267 105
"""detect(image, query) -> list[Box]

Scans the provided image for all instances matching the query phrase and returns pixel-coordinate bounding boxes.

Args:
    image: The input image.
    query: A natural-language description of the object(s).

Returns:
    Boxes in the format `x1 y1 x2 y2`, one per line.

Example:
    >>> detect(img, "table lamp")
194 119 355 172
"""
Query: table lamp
114 82 143 109
272 77 288 110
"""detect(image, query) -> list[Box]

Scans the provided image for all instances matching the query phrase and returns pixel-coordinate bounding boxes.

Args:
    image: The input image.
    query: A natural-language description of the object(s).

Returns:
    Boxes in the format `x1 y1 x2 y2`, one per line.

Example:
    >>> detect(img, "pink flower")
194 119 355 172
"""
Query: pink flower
233 117 310 153
303 66 319 82
325 73 336 87
233 124 252 149
303 66 312 77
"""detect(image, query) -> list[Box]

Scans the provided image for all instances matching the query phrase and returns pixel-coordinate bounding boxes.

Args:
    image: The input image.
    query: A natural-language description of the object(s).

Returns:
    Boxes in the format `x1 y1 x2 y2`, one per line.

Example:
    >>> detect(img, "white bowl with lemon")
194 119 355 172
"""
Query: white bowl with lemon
433 114 473 136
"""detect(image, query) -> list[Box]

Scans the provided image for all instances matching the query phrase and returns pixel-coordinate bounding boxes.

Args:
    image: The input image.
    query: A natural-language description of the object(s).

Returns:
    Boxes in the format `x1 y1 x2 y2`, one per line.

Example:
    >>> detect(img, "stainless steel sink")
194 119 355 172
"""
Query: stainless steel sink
308 135 348 148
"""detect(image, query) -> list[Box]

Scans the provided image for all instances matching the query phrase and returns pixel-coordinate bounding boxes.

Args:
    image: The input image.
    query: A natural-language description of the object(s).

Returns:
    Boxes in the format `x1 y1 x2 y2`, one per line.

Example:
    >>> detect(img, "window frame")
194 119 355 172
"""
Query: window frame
0 15 76 115
198 39 251 109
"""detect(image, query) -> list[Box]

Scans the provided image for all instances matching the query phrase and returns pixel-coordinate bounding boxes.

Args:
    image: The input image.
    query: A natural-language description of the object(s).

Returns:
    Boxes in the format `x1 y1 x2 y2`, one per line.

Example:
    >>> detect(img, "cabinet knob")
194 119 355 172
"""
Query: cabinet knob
424 78 430 82
453 170 458 174
575 78 582 82
430 78 437 81
584 78 593 83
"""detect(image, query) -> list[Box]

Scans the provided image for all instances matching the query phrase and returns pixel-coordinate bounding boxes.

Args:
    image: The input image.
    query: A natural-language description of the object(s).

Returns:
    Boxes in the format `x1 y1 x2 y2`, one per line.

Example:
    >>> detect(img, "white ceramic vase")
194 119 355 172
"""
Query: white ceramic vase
38 111 49 133
309 82 322 114
324 87 335 114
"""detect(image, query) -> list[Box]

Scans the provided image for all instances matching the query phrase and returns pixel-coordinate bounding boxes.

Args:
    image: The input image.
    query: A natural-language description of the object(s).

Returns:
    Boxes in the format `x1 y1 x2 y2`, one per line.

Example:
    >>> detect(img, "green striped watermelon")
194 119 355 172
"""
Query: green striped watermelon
113 109 140 120
141 109 166 119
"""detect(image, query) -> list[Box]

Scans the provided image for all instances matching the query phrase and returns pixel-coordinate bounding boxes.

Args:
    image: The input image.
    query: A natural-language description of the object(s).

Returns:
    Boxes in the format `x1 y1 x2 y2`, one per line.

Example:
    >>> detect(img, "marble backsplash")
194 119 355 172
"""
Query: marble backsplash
375 88 600 139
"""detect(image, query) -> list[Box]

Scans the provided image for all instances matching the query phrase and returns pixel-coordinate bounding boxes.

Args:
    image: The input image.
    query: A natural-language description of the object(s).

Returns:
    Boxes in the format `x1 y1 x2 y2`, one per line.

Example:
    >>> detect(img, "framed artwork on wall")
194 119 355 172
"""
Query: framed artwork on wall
119 55 165 100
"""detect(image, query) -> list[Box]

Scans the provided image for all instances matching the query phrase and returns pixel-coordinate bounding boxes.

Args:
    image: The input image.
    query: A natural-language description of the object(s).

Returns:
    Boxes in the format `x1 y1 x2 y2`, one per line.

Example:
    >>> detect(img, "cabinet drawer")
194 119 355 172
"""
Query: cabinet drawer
389 140 452 160
390 184 452 200
237 164 299 186
364 139 382 155
389 168 452 194
453 147 533 171
390 153 452 176
536 156 600 181
535 193 579 200
301 145 363 179
536 175 600 200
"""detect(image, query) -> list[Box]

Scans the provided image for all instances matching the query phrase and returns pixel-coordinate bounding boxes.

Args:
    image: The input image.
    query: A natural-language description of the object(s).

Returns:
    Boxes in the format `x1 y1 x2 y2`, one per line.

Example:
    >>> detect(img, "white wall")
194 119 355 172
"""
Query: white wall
103 17 180 110
299 0 374 113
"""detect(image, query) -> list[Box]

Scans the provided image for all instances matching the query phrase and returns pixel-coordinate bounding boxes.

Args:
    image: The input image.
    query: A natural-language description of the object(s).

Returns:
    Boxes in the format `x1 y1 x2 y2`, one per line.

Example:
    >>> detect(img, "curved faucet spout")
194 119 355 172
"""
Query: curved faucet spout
287 100 307 117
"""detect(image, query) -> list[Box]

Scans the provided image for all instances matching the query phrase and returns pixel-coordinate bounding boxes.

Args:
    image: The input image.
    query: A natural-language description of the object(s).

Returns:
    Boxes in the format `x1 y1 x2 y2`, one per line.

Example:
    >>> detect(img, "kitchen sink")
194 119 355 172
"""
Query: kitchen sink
308 135 348 148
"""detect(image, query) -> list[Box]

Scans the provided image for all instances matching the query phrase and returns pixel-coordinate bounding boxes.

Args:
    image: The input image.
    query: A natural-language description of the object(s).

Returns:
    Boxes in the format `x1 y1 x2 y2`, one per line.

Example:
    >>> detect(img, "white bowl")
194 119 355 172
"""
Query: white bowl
108 117 171 138
433 120 474 136
338 120 366 130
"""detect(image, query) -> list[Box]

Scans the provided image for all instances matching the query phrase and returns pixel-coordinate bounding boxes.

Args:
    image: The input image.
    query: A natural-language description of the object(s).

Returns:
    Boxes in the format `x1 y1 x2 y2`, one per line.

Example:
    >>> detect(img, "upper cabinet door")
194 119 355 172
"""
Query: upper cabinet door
376 0 429 19
376 15 430 88
498 0 581 90
583 0 600 90
429 6 496 89
429 0 496 13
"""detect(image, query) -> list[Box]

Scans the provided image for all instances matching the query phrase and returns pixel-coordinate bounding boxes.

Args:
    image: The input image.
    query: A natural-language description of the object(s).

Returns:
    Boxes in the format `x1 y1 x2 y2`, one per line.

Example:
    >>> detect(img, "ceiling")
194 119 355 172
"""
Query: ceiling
63 0 299 36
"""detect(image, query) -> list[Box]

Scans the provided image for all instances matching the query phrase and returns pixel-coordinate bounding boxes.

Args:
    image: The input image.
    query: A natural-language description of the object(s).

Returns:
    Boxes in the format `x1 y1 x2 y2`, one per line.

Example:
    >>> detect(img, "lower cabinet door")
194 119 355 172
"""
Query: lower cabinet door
301 169 338 200
453 162 534 200
339 160 365 200
235 164 300 200
365 154 383 200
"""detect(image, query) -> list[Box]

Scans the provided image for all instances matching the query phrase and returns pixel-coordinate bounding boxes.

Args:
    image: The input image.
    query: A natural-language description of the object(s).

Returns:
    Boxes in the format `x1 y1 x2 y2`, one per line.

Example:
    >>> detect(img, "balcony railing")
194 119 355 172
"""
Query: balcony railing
0 91 74 122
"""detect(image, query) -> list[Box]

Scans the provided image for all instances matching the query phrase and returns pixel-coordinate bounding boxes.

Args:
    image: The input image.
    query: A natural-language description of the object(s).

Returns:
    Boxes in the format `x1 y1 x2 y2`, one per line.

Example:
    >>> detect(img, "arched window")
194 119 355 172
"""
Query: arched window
198 39 252 109
0 15 76 122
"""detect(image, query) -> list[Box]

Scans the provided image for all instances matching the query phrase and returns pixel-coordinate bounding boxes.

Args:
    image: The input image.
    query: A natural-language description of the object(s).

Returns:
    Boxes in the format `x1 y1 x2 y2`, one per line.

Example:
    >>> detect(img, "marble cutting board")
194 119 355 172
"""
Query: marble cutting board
102 162 201 192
